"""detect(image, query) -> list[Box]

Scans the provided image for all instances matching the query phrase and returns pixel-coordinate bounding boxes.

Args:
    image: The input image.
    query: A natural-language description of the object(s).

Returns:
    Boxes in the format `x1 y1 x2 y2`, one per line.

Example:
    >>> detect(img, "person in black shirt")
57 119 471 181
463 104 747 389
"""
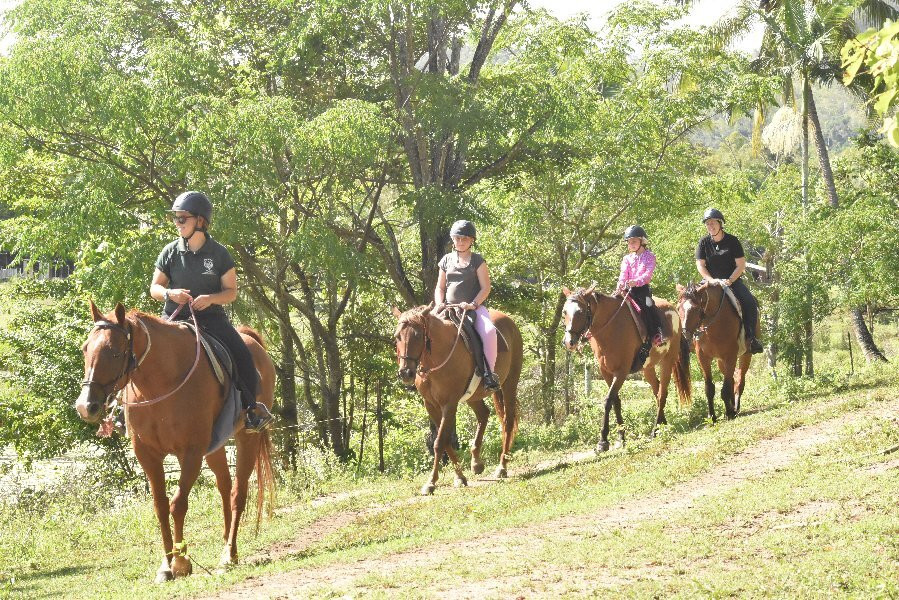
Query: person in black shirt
150 191 274 431
694 208 763 354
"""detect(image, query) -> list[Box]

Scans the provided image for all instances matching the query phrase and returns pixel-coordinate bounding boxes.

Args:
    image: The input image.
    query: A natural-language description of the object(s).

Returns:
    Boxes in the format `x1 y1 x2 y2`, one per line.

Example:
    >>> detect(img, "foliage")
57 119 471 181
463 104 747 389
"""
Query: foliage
843 19 899 145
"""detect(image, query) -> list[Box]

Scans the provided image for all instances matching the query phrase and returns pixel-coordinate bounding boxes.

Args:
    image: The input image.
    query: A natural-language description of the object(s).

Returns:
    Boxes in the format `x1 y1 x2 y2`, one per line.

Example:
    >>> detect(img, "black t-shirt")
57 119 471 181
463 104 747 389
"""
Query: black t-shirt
695 233 745 280
155 235 236 317
438 252 485 305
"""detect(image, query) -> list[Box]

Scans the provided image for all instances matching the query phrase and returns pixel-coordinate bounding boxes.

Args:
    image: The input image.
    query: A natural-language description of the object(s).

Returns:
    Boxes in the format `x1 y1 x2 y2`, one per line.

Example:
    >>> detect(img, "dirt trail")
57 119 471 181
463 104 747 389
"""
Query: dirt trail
202 395 897 599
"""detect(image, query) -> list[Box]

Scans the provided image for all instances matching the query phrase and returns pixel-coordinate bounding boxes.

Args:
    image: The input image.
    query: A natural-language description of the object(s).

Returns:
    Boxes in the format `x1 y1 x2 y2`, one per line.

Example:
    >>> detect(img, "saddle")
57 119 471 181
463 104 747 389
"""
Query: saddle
622 296 673 373
441 307 508 376
178 322 242 455
703 283 747 356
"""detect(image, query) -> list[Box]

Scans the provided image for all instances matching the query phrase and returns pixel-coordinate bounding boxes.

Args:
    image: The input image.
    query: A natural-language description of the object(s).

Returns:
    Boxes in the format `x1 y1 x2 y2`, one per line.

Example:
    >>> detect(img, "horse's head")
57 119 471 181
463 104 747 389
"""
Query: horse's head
74 301 135 423
676 283 708 339
561 285 595 350
391 304 433 388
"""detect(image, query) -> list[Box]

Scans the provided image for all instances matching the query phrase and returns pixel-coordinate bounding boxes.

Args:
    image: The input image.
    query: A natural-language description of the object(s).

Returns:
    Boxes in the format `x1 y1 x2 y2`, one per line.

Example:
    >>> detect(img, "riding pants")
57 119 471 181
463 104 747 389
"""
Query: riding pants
472 306 497 372
729 279 759 340
177 311 260 409
629 285 663 338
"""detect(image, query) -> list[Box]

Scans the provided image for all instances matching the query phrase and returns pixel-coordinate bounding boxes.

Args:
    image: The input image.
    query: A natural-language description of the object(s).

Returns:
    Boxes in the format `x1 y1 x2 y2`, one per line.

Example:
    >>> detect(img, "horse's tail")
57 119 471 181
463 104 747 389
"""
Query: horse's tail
673 334 693 408
237 326 267 350
254 428 276 532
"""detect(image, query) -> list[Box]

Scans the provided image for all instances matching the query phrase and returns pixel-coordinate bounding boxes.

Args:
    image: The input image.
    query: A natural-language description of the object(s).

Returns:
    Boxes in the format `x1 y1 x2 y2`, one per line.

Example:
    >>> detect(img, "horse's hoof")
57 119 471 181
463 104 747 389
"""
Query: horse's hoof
155 569 174 584
420 483 436 496
471 461 485 475
494 466 507 479
614 439 625 450
219 547 238 568
596 440 610 453
454 476 468 487
734 398 741 414
171 556 192 578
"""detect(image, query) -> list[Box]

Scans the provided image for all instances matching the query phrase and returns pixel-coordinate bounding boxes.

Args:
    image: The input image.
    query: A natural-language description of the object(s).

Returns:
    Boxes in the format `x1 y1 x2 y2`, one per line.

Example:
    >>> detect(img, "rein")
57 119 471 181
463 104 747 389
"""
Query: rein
121 303 203 407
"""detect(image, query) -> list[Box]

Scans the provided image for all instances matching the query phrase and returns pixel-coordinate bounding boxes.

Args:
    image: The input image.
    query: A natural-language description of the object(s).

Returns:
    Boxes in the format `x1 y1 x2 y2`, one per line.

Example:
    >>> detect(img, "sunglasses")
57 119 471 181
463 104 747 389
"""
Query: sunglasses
171 214 196 225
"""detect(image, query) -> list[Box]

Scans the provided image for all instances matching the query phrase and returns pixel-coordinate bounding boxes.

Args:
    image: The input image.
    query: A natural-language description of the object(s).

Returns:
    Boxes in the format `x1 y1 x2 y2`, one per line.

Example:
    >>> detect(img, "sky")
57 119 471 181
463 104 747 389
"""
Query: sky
528 0 764 51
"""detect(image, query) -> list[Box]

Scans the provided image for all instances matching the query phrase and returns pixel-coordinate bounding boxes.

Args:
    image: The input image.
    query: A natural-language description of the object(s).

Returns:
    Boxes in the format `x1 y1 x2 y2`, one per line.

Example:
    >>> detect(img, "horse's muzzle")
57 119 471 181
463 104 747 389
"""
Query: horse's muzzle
562 333 577 351
74 386 105 423
398 368 416 386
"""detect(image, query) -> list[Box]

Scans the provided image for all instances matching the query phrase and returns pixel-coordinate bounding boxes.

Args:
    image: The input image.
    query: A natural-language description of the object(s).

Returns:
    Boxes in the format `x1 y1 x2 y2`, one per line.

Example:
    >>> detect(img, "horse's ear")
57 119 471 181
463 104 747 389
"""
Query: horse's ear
89 299 103 322
586 283 596 295
114 303 126 325
392 306 402 319
562 286 572 297
426 301 434 310
676 284 685 294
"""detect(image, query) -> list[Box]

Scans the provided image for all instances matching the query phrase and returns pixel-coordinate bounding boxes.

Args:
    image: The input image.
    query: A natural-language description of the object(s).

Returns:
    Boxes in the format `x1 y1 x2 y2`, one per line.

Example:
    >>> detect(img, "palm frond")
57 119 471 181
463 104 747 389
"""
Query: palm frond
853 0 899 30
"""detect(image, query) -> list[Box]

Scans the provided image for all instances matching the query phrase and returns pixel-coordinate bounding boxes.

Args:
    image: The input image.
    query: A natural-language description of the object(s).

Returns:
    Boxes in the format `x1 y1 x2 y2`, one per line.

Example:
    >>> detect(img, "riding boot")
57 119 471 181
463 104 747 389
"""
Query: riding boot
482 369 501 391
245 402 274 432
744 321 764 354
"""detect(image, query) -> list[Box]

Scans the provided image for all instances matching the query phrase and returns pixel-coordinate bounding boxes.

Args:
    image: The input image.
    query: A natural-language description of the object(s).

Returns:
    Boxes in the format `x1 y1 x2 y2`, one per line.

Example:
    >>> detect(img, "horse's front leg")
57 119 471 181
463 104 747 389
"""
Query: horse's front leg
717 357 738 420
133 444 174 583
598 374 625 453
169 449 205 578
697 348 717 422
466 397 490 475
421 401 451 495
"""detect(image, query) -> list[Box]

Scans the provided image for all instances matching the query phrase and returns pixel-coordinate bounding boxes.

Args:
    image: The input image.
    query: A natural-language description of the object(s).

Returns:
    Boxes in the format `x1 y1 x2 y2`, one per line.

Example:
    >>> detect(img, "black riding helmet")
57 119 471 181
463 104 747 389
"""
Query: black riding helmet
702 208 725 224
450 219 477 239
623 225 647 240
170 191 213 229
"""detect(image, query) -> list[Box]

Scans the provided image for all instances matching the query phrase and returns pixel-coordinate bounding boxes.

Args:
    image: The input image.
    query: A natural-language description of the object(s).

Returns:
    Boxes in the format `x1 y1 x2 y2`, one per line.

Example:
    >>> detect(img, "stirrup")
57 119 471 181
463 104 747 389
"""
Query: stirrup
748 337 764 354
245 404 274 433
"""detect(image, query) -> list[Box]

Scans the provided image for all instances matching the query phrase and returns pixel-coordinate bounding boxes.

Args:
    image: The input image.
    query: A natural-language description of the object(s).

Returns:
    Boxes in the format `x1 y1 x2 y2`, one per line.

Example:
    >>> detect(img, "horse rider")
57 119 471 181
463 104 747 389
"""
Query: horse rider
695 208 764 354
432 220 501 391
150 191 274 431
616 225 667 346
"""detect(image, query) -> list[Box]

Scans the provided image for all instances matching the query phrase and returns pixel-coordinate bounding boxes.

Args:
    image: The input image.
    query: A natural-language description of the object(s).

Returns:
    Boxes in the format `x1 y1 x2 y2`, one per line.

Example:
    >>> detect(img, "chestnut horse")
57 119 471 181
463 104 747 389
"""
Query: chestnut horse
677 282 758 421
561 286 692 452
74 302 275 582
392 304 523 495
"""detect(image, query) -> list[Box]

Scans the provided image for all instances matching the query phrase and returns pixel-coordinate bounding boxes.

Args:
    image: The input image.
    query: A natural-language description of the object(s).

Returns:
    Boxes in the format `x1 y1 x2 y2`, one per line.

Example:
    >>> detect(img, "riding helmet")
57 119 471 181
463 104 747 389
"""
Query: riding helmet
449 219 477 239
702 208 725 224
170 191 213 225
623 225 648 240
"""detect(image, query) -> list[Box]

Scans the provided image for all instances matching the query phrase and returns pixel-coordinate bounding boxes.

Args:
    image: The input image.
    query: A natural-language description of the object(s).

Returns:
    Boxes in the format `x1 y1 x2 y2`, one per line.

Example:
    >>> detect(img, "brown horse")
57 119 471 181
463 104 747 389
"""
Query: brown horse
392 304 523 495
74 302 275 582
561 286 692 452
677 282 758 421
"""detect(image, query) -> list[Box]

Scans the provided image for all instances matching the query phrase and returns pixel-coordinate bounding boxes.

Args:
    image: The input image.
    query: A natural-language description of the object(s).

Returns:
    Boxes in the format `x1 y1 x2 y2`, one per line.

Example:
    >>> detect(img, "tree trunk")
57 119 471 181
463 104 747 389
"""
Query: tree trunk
850 307 888 362
277 305 300 471
801 76 813 376
540 331 557 425
377 378 385 473
807 87 839 208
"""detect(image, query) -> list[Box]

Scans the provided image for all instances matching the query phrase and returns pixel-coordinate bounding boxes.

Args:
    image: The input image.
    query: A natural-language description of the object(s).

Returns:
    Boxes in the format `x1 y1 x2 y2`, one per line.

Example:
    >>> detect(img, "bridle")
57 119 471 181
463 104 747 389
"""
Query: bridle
396 305 468 380
565 289 631 345
80 319 146 410
683 284 726 340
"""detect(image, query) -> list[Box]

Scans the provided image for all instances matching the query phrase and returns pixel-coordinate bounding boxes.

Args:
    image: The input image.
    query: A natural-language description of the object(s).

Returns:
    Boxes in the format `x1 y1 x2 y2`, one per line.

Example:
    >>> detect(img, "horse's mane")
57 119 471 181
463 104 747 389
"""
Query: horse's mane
397 304 433 329
680 282 720 303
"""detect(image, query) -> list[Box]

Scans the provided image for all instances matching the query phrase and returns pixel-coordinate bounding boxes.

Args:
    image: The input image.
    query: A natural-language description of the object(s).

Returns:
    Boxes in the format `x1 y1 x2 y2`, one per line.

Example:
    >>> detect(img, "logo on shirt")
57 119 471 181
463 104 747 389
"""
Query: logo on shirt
202 258 216 275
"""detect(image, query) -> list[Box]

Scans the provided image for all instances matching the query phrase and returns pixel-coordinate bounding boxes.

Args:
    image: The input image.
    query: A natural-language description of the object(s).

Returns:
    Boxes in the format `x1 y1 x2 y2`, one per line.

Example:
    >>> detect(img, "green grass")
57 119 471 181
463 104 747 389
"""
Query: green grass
2 360 896 598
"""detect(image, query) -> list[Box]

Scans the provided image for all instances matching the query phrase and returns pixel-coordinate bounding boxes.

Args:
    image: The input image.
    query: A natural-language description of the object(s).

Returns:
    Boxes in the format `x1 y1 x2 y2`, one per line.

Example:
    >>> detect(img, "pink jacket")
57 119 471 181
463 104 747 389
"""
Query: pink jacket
617 249 656 290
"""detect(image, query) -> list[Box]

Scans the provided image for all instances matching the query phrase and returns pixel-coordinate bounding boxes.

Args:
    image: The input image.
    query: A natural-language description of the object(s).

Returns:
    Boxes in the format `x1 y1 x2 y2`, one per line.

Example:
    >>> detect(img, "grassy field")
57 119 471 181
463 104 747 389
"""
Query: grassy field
1 355 897 598
1 305 897 598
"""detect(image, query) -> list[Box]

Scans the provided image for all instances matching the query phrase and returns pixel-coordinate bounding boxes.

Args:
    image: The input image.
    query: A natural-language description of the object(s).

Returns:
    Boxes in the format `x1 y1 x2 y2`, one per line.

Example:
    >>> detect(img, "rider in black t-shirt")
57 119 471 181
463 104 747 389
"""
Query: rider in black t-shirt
150 191 273 431
694 208 763 354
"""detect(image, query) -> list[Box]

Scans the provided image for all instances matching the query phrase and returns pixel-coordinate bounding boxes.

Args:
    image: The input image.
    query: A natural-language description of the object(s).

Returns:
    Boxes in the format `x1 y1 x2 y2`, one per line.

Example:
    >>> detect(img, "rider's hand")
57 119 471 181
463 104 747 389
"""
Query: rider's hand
191 295 214 311
627 279 640 287
169 289 193 304
718 278 730 287
461 302 477 311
